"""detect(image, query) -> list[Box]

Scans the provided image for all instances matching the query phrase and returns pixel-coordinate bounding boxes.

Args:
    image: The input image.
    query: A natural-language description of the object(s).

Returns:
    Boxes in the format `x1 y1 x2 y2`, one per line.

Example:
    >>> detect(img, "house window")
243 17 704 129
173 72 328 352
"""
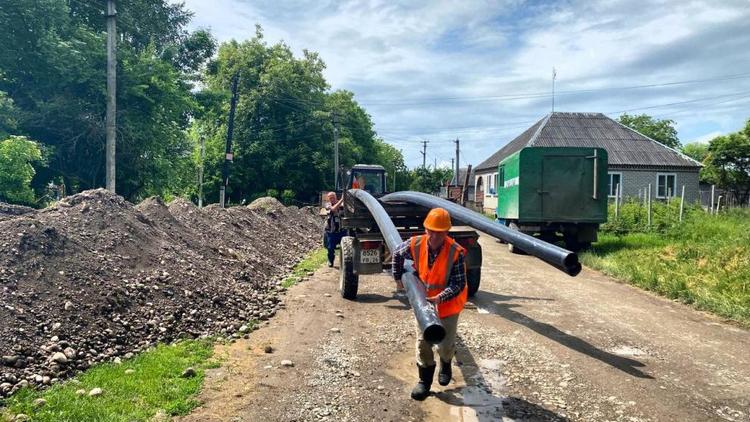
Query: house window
490 172 498 195
657 173 677 198
607 172 622 197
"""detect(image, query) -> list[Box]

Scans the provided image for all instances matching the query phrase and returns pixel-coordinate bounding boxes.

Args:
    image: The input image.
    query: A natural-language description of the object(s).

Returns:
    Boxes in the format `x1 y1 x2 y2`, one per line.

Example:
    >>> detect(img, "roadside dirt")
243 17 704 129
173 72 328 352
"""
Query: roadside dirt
0 191 321 398
182 230 750 422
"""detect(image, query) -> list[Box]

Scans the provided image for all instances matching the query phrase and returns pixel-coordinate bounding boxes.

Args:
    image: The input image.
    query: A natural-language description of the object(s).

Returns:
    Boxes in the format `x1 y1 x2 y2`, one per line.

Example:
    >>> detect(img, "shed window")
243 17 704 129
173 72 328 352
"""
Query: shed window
607 172 622 198
657 173 676 198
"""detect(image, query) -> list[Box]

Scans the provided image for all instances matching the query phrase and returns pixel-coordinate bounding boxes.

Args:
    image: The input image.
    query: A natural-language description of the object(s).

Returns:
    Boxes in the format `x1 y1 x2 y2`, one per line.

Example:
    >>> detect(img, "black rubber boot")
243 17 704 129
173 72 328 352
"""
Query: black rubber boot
438 359 452 386
410 364 435 401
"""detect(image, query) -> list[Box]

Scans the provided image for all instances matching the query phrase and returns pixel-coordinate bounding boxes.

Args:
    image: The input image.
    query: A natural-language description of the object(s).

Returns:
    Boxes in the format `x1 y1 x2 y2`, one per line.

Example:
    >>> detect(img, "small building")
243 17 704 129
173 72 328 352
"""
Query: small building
439 167 477 208
474 112 702 214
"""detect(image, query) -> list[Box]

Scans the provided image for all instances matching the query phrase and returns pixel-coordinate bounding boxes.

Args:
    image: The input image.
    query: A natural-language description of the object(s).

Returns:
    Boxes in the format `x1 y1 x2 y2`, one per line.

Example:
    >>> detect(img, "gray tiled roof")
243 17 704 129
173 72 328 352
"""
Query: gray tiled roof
475 112 701 172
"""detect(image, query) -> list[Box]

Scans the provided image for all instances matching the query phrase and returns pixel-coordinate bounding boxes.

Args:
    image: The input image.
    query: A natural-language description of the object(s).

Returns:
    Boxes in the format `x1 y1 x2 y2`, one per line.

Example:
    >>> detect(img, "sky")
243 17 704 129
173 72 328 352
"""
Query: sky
174 0 750 169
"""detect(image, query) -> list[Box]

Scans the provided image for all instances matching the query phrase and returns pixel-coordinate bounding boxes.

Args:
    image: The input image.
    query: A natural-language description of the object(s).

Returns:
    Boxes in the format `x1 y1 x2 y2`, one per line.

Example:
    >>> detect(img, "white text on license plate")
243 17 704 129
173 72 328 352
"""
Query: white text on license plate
360 249 380 264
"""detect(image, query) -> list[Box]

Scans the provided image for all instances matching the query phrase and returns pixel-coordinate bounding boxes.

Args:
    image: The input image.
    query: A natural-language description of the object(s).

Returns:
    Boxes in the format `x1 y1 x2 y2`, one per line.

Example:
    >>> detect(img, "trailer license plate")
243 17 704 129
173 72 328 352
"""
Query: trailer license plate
360 249 380 264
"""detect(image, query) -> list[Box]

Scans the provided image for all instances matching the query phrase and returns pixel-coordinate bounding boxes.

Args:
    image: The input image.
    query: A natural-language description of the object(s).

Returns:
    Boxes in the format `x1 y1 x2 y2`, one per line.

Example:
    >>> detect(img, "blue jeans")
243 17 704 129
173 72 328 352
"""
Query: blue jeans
324 231 345 265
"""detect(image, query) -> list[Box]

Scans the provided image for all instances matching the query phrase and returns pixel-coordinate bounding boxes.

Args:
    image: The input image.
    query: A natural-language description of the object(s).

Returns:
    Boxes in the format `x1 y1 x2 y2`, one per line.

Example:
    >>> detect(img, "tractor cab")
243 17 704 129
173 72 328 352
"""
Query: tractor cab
347 164 387 196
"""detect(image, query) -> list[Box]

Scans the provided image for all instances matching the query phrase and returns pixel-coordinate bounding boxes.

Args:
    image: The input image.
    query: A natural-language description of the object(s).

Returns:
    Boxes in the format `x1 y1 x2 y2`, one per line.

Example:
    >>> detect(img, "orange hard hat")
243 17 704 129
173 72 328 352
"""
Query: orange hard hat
423 208 451 231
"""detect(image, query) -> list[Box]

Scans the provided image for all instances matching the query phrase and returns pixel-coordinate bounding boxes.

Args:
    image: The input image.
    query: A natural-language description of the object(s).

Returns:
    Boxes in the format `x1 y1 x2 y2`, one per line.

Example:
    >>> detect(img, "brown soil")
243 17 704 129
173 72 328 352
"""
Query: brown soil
0 190 322 398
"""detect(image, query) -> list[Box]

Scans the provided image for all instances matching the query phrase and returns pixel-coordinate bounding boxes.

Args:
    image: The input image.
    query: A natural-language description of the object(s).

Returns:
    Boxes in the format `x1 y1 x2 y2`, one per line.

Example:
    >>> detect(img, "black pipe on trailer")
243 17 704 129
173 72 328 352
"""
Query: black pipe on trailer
381 191 582 277
347 189 446 345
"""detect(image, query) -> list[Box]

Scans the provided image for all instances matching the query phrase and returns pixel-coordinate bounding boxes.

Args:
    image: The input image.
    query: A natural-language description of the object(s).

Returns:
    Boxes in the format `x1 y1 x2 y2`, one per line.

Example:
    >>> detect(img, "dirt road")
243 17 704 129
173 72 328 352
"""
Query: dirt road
181 232 750 422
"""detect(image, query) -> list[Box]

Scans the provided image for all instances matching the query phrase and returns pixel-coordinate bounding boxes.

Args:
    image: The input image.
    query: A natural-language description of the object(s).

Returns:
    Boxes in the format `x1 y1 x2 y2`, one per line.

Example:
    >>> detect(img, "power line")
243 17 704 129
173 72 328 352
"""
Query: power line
358 72 750 106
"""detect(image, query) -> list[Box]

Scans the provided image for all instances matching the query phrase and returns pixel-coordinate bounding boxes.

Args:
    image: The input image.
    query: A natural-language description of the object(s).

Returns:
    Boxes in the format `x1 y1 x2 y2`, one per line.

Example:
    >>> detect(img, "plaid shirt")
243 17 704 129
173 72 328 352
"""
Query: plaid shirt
391 237 466 304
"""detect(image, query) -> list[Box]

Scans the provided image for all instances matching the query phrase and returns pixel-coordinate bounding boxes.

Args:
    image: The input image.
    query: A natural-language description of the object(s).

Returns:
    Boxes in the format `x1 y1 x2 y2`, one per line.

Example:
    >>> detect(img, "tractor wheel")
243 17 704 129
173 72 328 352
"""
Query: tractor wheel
339 236 359 300
507 222 526 255
467 268 481 297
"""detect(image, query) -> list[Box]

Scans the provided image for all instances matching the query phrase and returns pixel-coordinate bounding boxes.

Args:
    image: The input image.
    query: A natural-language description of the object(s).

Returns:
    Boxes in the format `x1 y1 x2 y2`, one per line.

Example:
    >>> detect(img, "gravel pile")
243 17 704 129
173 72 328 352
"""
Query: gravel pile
0 189 322 398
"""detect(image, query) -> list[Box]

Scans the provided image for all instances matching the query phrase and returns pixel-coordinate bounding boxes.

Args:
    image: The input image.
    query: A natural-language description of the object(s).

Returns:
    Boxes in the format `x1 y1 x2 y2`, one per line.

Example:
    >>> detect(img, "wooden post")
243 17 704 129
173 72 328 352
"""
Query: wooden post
710 185 715 214
614 183 620 219
647 184 652 227
106 0 117 193
679 185 685 222
717 196 723 214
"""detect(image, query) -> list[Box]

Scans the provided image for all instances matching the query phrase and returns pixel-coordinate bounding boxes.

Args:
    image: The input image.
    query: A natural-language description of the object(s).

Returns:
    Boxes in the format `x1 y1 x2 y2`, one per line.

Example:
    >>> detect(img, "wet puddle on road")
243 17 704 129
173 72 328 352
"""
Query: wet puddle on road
439 358 515 422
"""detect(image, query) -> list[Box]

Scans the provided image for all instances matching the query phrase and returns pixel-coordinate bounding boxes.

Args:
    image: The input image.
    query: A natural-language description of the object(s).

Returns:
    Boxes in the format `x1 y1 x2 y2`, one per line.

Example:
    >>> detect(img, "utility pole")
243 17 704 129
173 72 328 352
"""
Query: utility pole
551 66 557 113
434 156 437 169
106 0 117 193
219 74 240 208
420 140 428 169
454 138 460 184
450 158 454 181
333 113 340 190
198 131 205 208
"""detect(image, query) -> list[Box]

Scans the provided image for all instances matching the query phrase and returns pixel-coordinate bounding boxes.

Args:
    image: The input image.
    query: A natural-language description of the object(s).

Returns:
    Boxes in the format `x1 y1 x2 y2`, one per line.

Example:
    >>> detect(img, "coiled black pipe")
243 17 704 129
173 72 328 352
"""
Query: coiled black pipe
381 191 582 276
348 189 446 344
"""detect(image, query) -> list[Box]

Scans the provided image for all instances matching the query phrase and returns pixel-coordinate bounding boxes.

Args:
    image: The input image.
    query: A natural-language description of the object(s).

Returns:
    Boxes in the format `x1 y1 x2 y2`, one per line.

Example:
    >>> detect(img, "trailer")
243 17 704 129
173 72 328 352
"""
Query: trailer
495 147 609 251
335 165 483 300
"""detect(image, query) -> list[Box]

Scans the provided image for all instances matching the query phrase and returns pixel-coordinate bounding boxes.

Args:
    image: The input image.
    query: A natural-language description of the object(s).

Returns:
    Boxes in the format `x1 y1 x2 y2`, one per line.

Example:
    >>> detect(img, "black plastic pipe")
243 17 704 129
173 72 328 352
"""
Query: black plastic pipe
348 189 446 344
381 191 582 276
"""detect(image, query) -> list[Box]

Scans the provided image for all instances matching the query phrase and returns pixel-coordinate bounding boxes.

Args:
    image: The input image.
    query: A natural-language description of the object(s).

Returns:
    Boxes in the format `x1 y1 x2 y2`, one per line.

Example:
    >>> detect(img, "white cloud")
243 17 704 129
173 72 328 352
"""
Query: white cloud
174 0 750 167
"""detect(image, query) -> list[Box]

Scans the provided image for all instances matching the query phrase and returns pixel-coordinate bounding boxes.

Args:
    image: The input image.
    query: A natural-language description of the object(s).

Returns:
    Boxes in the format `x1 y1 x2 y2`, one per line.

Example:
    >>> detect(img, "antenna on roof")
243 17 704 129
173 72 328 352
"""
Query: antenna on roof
552 66 557 113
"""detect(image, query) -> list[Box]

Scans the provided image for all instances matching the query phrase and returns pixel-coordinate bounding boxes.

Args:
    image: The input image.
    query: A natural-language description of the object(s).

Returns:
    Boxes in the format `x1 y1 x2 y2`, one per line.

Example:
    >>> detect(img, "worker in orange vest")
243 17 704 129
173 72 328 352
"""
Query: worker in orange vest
392 207 467 400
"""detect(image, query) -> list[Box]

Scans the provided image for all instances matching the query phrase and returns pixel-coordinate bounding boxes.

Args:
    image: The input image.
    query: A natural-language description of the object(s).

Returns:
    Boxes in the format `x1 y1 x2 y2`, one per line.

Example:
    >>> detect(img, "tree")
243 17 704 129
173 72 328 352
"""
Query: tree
681 142 709 163
702 120 750 204
0 136 42 205
0 92 18 139
196 28 404 203
0 0 215 201
618 113 680 149
409 167 453 194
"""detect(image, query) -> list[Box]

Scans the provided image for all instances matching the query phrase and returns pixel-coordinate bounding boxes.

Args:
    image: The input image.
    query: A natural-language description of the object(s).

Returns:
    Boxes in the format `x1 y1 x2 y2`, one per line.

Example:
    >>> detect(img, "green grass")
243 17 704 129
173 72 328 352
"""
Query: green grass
582 207 750 326
1 339 218 422
282 247 327 288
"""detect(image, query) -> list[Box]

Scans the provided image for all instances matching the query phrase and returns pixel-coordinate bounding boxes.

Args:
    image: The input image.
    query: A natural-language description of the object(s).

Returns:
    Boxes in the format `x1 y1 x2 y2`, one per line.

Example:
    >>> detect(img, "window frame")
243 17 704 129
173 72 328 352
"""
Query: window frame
656 172 677 199
607 172 623 198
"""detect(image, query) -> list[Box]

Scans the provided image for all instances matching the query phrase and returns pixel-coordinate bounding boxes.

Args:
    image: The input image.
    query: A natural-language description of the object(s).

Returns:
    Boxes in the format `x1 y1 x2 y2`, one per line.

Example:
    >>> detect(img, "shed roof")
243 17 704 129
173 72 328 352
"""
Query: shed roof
475 112 701 173
451 167 475 186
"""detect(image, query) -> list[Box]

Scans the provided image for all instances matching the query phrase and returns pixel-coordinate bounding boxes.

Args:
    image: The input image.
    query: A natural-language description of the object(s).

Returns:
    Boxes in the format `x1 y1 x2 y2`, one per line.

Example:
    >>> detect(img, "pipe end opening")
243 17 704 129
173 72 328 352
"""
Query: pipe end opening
423 325 446 345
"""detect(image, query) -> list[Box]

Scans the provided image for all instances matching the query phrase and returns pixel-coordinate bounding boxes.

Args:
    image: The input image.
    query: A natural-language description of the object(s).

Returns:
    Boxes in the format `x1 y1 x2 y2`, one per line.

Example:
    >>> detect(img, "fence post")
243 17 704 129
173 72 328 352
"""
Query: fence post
615 183 620 219
647 183 652 228
679 185 685 222
710 184 715 214
717 196 722 214
667 188 671 204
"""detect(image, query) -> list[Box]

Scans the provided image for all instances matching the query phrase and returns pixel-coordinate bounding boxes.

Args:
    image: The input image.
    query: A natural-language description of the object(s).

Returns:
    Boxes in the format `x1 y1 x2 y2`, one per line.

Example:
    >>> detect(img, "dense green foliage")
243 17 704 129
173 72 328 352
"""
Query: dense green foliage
193 30 393 204
600 199 702 235
681 142 709 162
0 0 215 202
0 136 43 205
702 120 750 204
0 2 418 206
1 340 217 421
583 205 750 325
618 113 680 149
681 119 750 203
408 166 453 194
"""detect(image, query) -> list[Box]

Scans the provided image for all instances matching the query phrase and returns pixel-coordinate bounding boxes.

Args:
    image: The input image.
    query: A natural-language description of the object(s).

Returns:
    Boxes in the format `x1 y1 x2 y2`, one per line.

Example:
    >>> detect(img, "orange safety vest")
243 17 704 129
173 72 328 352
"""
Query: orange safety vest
409 235 467 319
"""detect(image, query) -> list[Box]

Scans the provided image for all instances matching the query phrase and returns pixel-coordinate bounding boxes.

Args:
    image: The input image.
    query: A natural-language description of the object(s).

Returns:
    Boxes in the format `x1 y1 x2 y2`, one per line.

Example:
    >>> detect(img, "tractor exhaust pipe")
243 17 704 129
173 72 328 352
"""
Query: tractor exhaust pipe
381 191 582 276
348 189 446 344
